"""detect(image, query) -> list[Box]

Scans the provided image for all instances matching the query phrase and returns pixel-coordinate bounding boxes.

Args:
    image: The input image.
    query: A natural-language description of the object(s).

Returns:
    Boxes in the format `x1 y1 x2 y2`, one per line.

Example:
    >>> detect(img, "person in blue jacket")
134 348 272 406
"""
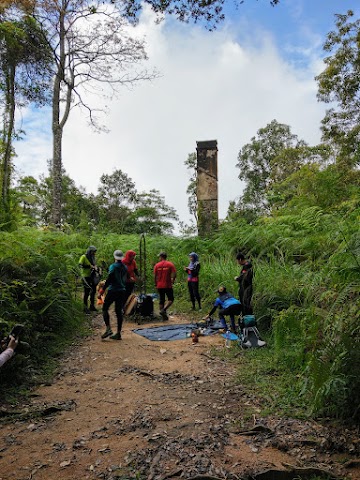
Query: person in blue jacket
98 250 127 340
203 286 241 332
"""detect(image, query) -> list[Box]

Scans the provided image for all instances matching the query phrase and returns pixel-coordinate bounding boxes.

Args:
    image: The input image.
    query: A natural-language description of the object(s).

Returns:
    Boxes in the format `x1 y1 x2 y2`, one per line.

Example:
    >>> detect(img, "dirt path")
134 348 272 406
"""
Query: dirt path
0 313 359 480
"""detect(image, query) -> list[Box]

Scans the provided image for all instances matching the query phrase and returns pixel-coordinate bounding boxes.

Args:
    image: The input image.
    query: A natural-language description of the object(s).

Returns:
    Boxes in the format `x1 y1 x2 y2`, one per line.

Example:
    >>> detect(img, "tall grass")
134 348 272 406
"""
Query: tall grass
1 206 359 421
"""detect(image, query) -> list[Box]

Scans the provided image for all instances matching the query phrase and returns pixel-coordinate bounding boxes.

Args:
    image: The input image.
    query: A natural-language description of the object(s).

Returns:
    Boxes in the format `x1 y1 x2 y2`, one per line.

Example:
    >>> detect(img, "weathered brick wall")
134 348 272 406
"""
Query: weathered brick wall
196 140 218 237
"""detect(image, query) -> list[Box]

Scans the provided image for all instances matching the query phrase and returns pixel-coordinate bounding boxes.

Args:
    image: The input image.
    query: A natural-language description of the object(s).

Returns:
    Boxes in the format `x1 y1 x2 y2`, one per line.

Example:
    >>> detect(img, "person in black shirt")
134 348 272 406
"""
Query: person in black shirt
234 252 253 315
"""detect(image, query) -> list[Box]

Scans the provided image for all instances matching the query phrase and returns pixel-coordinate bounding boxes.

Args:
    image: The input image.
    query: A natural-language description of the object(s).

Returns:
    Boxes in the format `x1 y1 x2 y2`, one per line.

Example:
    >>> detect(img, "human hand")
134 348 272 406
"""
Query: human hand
8 335 18 351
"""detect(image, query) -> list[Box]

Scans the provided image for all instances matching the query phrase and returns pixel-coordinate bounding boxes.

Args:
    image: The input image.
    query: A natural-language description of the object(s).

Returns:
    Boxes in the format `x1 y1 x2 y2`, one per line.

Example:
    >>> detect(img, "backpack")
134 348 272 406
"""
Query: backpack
137 294 154 317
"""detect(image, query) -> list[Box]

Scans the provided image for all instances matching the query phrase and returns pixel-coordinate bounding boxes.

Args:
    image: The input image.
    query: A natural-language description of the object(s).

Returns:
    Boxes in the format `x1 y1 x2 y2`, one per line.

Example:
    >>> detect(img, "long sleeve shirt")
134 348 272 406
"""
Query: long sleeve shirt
0 348 14 367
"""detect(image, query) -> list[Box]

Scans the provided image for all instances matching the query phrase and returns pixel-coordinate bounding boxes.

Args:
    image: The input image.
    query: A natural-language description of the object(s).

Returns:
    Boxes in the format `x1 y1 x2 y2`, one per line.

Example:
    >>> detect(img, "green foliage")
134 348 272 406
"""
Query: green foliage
316 10 360 166
184 152 198 225
0 229 86 396
13 169 179 236
235 120 304 215
0 14 52 227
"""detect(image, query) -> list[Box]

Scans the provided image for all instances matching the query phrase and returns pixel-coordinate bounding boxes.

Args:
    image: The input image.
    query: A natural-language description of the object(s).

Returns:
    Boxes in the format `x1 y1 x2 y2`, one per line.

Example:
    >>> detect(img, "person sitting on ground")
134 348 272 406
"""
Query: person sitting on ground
0 335 18 368
79 245 99 313
184 252 201 311
154 252 176 321
234 252 253 316
122 250 140 306
98 250 128 341
203 286 242 332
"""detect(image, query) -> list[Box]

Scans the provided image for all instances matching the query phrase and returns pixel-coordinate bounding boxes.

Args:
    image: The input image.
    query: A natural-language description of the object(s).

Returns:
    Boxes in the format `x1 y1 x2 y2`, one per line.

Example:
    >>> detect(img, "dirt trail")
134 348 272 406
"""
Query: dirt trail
0 313 359 480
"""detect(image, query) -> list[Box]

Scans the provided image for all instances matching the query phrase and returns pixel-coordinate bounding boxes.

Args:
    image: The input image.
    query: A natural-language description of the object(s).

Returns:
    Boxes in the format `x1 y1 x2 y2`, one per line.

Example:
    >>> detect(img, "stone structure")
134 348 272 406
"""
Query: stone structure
196 140 218 237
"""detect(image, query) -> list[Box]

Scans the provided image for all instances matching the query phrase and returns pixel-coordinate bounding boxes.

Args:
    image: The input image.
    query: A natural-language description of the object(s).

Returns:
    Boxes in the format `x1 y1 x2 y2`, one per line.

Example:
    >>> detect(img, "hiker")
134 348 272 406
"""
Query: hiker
154 252 176 320
234 252 253 315
78 246 100 313
0 335 18 368
98 250 127 340
122 250 140 305
203 286 242 332
184 252 201 310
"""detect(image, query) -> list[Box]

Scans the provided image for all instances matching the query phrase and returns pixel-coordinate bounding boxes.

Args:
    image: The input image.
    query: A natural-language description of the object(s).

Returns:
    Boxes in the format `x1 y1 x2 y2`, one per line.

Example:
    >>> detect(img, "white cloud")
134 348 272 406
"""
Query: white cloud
14 6 328 226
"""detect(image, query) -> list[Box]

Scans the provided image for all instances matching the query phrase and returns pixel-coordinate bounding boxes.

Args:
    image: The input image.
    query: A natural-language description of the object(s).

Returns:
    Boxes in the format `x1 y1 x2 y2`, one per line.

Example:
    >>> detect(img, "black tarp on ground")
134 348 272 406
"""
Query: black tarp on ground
132 321 223 341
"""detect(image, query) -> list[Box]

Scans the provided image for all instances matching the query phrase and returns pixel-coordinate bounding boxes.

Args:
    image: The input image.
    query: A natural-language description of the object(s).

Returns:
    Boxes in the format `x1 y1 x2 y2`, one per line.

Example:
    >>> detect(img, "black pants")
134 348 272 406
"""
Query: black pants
102 290 125 332
188 281 201 308
239 285 253 315
82 276 96 308
219 303 242 330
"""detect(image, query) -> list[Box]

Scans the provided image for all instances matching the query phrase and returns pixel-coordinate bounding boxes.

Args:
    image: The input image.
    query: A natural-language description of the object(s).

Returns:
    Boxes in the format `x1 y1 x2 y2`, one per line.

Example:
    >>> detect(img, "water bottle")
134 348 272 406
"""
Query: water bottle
225 330 231 348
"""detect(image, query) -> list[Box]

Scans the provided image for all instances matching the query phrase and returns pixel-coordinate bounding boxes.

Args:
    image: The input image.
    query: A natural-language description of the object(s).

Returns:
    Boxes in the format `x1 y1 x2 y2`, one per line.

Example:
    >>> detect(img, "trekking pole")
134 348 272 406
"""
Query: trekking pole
139 233 147 295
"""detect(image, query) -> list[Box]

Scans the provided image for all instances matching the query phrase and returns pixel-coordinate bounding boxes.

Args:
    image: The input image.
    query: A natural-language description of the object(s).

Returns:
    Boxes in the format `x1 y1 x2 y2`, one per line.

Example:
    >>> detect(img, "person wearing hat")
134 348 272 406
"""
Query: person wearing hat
203 286 241 332
78 246 99 313
154 252 176 320
98 250 128 340
184 252 201 310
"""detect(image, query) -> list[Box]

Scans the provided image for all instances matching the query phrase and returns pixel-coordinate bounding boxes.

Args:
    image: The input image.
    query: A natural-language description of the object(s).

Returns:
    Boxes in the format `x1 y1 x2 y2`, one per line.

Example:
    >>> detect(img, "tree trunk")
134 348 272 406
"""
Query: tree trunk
1 64 16 218
52 113 63 227
51 4 72 227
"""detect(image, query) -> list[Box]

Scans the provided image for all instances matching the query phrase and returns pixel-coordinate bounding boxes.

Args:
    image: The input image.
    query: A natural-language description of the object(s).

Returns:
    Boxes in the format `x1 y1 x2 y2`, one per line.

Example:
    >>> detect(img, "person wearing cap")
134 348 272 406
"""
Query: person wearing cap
203 286 241 332
98 250 128 340
234 252 253 315
78 246 99 313
184 252 201 311
154 252 176 321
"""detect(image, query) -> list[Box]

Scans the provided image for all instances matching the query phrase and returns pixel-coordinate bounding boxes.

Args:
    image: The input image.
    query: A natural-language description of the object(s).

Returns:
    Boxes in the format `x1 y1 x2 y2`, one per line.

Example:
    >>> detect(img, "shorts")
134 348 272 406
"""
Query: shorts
157 288 174 304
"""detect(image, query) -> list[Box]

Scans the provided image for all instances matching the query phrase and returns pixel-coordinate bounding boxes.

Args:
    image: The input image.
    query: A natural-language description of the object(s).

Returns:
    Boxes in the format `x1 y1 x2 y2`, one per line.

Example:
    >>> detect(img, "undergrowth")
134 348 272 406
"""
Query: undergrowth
0 206 359 423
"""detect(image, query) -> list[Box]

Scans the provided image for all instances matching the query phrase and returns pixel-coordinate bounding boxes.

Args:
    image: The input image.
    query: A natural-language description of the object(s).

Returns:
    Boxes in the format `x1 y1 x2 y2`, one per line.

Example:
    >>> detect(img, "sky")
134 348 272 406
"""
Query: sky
13 0 358 228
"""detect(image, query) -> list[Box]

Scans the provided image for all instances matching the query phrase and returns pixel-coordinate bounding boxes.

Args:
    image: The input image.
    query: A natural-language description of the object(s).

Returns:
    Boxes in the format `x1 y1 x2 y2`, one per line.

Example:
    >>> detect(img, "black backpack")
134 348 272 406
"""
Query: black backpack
137 294 154 317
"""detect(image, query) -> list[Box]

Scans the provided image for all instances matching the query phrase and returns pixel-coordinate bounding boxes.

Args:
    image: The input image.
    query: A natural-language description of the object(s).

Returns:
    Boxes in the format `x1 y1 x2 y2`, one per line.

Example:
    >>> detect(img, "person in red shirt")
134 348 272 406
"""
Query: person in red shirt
154 252 176 320
122 250 139 305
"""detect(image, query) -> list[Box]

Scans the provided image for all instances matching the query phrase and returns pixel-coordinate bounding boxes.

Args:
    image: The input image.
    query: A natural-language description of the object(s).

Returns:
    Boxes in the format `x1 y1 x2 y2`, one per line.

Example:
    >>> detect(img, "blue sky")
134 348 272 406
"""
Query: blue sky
14 0 359 228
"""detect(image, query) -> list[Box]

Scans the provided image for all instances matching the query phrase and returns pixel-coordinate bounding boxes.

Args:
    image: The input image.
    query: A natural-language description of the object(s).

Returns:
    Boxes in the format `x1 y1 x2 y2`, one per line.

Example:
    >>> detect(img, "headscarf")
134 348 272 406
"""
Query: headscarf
188 252 199 269
86 246 97 265
123 250 136 266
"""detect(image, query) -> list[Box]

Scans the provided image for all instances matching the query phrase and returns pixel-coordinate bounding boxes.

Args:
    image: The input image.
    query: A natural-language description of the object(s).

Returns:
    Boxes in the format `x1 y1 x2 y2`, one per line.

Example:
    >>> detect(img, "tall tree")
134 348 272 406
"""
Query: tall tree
97 169 138 232
236 119 304 215
33 0 156 227
0 14 51 225
15 175 42 224
34 165 99 228
32 0 279 227
316 10 360 167
130 189 179 235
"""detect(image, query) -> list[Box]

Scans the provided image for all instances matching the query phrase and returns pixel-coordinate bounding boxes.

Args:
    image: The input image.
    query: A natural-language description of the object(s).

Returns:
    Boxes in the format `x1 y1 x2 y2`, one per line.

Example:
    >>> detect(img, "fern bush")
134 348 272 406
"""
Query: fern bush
0 204 359 422
0 230 84 396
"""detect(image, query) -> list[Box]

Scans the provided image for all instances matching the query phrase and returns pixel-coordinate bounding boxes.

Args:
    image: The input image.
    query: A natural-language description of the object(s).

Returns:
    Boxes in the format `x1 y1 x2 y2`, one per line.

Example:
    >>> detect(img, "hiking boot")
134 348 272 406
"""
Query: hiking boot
110 332 121 340
89 305 98 312
84 306 91 314
101 328 113 339
160 309 168 321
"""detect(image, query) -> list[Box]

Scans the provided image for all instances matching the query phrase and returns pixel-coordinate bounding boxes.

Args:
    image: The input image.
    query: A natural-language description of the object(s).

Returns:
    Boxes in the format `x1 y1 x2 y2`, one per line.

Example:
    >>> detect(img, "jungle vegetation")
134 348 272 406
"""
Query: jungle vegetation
0 8 359 424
